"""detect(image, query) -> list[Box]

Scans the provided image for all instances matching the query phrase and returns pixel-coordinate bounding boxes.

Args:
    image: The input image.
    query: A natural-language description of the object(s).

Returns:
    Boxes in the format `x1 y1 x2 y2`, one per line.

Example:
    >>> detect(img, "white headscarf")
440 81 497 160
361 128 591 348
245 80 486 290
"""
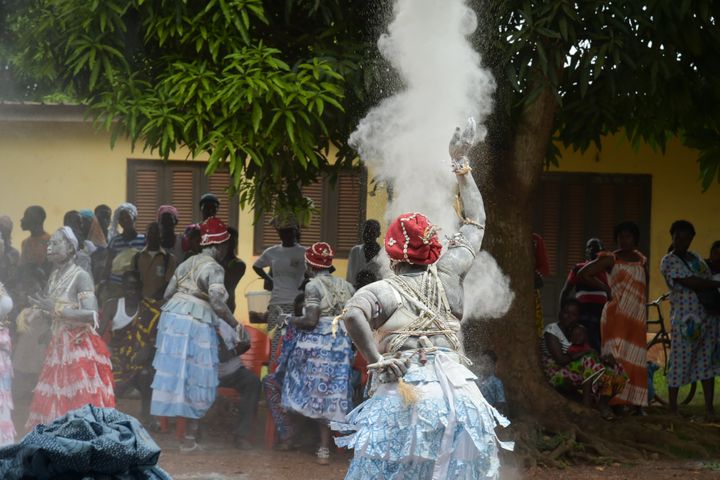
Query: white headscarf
109 203 138 240
57 226 79 252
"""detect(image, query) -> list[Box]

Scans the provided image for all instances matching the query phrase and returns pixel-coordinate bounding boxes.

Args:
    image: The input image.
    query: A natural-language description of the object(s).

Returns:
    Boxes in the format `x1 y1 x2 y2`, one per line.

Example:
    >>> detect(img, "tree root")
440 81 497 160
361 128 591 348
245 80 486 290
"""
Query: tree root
508 409 720 467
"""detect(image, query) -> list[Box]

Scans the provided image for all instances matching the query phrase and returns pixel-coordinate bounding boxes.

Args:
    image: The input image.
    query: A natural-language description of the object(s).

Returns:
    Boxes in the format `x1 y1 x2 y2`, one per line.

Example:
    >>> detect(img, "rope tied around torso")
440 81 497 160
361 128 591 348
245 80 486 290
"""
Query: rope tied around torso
384 265 462 354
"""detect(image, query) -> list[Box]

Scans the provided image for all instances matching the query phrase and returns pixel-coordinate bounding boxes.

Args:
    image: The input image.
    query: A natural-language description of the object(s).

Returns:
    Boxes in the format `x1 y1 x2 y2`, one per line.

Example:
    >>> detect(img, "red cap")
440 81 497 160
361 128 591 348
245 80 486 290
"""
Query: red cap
385 213 442 265
305 242 334 268
200 217 230 246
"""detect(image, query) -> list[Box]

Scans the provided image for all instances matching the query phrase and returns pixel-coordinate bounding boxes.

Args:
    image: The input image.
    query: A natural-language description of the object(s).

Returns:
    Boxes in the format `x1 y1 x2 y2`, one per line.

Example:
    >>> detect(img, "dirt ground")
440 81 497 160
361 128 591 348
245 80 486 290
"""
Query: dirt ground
12 396 720 479
157 440 720 480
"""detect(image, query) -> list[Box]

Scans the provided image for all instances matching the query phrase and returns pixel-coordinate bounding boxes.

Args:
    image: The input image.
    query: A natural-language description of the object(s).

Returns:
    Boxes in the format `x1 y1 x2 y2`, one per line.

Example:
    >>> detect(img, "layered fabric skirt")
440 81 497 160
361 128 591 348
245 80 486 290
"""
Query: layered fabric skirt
281 317 353 423
332 350 512 480
0 326 14 446
26 323 115 429
150 310 219 419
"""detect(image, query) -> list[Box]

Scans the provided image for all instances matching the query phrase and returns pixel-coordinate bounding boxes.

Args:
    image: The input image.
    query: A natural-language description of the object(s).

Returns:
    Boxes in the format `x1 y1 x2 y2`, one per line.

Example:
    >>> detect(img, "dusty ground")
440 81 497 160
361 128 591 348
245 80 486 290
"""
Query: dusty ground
158 441 720 480
12 395 720 479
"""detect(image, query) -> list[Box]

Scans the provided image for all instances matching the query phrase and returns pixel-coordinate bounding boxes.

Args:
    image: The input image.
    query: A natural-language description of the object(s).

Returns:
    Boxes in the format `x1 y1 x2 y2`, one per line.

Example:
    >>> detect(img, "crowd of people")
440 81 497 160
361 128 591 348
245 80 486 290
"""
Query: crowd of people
0 196 263 450
2 198 718 470
544 221 720 420
0 120 519 479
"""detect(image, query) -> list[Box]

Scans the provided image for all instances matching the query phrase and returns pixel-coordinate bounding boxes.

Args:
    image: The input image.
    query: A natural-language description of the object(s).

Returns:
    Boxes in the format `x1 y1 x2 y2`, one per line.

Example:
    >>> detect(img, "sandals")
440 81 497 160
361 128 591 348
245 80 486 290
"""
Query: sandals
316 447 330 465
179 436 202 452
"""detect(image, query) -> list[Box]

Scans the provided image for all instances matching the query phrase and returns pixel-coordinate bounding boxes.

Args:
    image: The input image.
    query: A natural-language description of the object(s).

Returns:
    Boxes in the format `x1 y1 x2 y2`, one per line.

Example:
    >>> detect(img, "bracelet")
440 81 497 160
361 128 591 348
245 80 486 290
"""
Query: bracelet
453 165 472 175
461 218 484 229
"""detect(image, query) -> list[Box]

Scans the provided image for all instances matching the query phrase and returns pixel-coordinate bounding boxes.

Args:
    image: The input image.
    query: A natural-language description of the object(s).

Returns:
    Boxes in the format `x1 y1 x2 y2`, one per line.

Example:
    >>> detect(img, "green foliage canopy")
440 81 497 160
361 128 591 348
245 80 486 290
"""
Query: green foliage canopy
479 0 720 190
6 0 720 204
7 0 378 214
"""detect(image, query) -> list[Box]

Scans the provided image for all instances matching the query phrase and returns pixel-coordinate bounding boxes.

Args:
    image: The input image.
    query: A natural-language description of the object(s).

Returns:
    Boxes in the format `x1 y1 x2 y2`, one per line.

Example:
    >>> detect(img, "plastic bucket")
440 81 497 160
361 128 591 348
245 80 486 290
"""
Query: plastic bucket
245 290 271 324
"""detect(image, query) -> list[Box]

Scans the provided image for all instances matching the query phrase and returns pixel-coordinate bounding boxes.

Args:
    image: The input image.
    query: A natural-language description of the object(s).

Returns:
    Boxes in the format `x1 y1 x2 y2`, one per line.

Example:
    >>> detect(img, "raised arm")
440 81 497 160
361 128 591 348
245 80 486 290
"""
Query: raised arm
438 119 486 276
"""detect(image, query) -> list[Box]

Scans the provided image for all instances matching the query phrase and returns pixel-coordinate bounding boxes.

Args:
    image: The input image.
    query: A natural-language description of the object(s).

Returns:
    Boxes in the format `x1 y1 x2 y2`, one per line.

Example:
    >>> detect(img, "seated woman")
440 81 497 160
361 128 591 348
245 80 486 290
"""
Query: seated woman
542 299 627 419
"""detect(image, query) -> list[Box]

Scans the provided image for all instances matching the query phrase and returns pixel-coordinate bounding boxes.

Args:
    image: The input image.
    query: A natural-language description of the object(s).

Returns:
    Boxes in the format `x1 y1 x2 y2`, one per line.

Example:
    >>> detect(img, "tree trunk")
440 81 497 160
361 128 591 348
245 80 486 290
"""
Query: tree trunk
466 83 562 418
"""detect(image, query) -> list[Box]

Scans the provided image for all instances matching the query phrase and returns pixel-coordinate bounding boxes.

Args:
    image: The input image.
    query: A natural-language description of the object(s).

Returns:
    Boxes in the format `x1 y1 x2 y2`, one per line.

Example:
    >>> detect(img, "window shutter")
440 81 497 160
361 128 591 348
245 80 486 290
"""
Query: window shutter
334 171 365 257
169 167 196 227
596 183 616 249
252 169 367 256
564 183 586 275
129 164 162 233
540 180 562 276
300 181 324 246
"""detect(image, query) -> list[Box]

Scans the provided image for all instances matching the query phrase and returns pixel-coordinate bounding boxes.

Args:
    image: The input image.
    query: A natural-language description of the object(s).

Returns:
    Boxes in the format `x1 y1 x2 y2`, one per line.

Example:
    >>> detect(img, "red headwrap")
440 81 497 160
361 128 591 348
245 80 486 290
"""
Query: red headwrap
385 213 442 265
305 242 334 268
200 217 230 246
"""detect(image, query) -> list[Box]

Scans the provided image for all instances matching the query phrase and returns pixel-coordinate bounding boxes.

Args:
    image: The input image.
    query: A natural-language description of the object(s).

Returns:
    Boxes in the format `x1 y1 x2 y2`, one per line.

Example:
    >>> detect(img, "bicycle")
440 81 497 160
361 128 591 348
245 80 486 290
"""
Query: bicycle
646 292 697 405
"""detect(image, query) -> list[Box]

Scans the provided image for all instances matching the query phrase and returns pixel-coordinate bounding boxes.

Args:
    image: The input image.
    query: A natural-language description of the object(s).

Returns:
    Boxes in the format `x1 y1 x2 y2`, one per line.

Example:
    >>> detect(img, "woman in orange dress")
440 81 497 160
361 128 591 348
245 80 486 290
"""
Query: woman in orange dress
579 221 648 412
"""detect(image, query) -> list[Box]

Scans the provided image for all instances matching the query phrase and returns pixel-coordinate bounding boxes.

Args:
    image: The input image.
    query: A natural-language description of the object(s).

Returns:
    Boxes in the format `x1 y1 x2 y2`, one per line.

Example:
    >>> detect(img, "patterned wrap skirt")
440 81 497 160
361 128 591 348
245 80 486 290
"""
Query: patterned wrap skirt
332 350 512 480
26 323 115 429
542 352 627 398
281 316 353 423
111 300 161 394
150 310 219 419
0 326 14 446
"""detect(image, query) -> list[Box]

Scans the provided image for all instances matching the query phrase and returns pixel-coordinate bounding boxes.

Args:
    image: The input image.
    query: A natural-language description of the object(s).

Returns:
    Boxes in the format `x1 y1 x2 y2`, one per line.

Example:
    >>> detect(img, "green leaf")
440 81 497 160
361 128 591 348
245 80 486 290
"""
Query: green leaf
285 114 295 142
251 102 263 133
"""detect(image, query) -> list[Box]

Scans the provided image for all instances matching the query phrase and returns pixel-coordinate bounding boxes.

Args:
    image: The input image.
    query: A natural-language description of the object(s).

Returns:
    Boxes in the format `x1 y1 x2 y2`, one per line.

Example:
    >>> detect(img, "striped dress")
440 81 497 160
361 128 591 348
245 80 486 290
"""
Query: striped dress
599 251 648 406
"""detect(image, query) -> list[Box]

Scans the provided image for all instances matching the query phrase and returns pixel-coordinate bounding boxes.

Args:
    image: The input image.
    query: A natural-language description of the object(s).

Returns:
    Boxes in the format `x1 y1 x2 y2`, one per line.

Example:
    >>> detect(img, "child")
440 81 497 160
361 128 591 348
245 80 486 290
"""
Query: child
567 324 593 356
474 350 507 415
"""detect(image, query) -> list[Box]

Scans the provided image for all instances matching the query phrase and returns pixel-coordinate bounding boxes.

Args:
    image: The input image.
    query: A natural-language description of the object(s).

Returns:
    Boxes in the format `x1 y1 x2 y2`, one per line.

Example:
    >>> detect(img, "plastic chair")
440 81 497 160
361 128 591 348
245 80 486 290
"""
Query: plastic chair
241 325 270 377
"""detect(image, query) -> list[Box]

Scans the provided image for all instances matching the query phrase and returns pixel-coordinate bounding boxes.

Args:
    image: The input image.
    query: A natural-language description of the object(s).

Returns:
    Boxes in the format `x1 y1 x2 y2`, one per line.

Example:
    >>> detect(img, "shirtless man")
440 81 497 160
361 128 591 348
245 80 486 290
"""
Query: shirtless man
335 120 511 480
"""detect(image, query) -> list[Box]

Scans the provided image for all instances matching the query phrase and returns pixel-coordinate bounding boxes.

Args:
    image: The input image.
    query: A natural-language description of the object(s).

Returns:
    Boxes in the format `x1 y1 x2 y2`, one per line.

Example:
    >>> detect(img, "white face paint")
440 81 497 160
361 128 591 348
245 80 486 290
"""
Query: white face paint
47 231 72 264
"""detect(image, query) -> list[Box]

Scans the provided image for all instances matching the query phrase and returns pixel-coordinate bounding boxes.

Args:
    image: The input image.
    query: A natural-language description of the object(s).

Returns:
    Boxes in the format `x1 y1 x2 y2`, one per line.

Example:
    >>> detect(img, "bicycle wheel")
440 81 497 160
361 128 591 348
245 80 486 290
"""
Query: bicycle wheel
647 336 697 405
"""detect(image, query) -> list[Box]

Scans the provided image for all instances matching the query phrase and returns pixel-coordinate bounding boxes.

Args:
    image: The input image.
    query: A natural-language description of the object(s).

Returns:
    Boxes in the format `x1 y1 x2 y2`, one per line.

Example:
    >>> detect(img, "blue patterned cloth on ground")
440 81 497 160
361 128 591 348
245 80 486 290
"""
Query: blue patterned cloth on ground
281 316 353 422
0 405 170 480
150 309 219 419
332 350 512 480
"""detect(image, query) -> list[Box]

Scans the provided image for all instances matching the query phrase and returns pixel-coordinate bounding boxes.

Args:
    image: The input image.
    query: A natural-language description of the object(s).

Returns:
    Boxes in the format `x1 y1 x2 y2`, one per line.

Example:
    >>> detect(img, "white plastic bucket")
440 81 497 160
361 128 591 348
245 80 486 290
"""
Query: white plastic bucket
245 290 271 323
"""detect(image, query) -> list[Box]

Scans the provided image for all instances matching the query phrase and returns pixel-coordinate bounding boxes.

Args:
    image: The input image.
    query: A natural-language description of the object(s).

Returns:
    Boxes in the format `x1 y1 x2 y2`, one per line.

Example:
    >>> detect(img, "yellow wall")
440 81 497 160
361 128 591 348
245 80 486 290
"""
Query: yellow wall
1 120 128 238
3 110 717 323
0 112 389 326
551 135 720 302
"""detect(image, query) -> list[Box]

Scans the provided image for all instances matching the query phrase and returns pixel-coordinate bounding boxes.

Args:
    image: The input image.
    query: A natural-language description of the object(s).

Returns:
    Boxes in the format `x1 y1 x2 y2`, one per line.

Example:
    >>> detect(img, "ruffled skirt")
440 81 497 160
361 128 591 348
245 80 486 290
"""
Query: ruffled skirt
281 317 353 423
0 327 15 446
332 350 511 480
150 311 219 419
26 324 115 429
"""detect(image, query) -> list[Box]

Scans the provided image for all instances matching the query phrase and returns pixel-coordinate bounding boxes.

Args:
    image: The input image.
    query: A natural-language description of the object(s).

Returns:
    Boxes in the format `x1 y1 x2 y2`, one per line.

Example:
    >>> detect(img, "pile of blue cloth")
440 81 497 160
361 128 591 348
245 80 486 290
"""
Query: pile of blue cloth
0 405 171 479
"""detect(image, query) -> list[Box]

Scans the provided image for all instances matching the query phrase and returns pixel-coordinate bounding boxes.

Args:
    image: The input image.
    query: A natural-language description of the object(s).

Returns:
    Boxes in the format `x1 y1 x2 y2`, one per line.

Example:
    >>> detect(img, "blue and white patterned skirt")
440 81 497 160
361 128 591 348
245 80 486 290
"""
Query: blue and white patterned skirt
281 316 353 423
150 311 219 419
332 350 512 480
